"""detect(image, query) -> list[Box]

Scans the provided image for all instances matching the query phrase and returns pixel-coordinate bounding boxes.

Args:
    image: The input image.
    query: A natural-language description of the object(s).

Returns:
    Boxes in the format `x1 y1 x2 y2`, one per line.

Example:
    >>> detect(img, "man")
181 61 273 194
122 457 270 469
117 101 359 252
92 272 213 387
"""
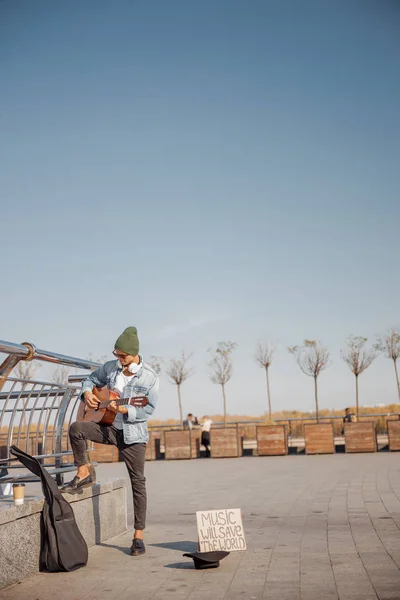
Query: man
343 407 356 424
341 407 356 435
183 413 198 430
61 326 158 556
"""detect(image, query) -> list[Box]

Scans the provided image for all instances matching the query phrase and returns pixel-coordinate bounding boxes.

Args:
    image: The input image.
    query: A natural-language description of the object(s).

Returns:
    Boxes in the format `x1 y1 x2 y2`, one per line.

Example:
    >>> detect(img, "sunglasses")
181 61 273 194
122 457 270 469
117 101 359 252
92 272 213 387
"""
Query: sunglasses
113 351 129 359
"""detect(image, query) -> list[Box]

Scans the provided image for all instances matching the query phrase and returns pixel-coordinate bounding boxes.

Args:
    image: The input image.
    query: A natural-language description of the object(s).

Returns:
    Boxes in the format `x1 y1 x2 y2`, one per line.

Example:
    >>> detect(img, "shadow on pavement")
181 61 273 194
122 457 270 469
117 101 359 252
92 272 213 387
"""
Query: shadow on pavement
164 562 194 569
150 540 198 552
97 541 131 555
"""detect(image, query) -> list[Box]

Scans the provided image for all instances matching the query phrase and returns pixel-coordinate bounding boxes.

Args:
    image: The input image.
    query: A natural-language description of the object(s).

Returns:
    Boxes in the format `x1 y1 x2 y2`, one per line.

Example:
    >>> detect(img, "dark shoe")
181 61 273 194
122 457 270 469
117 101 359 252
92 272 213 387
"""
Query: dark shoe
60 473 94 494
130 538 146 556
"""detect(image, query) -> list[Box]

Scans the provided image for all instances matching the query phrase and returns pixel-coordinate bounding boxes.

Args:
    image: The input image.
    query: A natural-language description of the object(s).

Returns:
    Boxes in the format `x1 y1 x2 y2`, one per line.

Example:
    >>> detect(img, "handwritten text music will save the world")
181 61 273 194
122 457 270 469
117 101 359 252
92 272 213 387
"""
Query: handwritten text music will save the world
196 509 246 552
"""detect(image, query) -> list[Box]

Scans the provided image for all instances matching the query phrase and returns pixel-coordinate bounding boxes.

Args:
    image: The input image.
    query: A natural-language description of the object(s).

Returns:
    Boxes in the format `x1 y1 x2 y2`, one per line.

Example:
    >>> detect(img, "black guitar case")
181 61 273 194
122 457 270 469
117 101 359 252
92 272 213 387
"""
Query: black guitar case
10 445 88 572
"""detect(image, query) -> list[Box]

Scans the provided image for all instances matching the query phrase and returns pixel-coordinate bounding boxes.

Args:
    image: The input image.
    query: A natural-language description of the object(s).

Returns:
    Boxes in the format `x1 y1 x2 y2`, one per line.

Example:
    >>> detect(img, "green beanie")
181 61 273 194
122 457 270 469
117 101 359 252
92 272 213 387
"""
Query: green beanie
114 326 140 356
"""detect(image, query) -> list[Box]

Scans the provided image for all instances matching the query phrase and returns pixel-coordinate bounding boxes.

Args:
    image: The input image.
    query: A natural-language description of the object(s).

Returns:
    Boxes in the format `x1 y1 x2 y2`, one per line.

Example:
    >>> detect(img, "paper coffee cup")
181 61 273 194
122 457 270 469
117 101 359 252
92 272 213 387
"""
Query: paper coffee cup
13 483 25 505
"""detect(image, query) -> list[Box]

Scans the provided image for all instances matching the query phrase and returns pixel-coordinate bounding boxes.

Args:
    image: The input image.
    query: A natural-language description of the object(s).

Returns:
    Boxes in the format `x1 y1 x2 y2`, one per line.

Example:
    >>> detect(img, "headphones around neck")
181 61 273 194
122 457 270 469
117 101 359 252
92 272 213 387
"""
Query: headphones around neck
118 359 142 374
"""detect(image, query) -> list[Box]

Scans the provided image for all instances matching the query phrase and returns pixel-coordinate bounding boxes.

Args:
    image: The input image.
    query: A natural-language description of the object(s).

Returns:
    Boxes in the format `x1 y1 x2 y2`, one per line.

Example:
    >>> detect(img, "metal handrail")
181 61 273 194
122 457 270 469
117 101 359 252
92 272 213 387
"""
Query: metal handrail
0 340 100 370
68 373 90 383
0 340 102 487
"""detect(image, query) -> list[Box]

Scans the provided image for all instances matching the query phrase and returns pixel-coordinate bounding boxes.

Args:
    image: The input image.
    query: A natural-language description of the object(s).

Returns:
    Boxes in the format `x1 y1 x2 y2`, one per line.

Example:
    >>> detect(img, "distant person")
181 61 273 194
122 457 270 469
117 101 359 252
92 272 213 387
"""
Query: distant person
183 413 198 430
201 416 213 457
343 407 356 423
341 407 356 434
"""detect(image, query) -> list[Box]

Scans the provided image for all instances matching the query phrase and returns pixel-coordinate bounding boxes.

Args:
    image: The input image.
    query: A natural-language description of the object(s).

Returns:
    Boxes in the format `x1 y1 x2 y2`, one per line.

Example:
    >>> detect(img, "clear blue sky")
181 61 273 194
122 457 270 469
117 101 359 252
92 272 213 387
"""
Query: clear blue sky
1 1 399 420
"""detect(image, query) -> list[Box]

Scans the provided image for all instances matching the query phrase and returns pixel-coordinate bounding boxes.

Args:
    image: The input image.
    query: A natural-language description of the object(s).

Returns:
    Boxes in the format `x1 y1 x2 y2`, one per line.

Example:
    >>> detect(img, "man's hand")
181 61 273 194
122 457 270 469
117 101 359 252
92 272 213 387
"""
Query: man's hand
108 401 128 414
84 391 99 409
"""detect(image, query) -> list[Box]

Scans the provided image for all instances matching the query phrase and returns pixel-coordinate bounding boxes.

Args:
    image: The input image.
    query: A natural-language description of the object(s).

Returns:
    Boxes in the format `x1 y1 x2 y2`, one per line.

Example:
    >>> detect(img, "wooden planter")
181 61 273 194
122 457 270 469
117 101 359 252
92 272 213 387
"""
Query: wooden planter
256 425 288 456
210 428 242 458
344 422 377 453
92 430 162 462
164 430 191 460
190 429 201 458
146 431 161 461
91 433 161 462
304 423 335 454
91 443 119 463
388 420 400 451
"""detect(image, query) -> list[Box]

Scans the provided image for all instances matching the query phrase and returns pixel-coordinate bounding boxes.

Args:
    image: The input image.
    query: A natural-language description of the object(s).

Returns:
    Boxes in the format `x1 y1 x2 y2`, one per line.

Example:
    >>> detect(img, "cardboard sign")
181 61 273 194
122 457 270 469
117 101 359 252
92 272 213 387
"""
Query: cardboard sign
196 508 246 552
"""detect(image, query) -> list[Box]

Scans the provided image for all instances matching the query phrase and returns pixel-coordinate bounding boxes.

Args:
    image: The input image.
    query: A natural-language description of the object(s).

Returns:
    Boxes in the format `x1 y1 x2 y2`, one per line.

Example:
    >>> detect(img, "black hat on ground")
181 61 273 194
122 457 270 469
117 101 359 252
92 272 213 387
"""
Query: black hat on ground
183 551 230 569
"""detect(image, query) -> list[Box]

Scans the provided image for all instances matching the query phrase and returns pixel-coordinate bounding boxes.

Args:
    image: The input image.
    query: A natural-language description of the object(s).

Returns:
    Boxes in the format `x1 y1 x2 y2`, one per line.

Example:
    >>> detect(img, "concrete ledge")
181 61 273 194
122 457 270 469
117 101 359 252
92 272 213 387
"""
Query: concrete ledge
0 478 127 590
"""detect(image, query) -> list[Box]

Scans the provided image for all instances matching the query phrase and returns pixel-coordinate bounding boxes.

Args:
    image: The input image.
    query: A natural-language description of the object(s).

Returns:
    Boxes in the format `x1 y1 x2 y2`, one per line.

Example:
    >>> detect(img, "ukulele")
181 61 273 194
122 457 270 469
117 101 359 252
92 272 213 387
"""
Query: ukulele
76 386 149 426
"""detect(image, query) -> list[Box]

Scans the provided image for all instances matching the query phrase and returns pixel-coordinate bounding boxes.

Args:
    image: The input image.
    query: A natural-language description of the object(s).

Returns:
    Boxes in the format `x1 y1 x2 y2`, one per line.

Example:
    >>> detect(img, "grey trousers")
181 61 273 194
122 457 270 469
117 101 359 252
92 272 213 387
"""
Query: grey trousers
69 421 147 530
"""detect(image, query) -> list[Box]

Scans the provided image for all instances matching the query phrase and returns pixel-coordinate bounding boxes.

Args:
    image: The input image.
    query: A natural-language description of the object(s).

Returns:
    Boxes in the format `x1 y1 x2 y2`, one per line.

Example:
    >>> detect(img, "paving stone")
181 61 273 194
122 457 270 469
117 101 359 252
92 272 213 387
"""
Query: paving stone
1 454 400 599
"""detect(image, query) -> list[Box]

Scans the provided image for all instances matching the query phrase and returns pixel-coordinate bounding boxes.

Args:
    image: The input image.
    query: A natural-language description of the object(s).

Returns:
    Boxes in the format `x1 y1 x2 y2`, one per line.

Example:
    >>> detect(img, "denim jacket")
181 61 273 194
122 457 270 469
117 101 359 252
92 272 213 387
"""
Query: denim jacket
81 358 158 445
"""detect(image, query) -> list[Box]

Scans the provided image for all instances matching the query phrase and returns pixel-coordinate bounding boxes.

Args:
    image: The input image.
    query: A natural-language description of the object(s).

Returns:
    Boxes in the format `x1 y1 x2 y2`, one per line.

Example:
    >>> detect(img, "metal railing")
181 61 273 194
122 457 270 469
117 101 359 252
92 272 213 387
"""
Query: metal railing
273 414 400 438
0 340 100 486
145 414 400 441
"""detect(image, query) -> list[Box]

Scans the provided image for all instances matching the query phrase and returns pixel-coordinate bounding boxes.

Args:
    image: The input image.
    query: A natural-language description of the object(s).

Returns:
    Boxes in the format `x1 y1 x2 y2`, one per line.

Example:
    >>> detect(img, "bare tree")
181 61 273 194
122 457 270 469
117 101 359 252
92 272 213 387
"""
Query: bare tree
166 352 194 428
255 342 275 420
288 340 330 423
147 355 163 376
341 336 378 417
208 341 237 426
13 361 38 380
50 353 108 387
86 353 108 365
375 329 400 402
51 365 71 386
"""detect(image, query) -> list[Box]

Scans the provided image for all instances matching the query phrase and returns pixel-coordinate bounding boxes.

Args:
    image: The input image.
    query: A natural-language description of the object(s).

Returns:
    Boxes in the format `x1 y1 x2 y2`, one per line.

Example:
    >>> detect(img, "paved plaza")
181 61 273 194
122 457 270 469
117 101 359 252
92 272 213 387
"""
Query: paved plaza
2 453 400 599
